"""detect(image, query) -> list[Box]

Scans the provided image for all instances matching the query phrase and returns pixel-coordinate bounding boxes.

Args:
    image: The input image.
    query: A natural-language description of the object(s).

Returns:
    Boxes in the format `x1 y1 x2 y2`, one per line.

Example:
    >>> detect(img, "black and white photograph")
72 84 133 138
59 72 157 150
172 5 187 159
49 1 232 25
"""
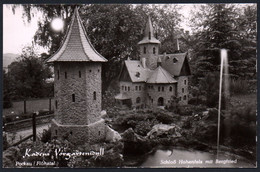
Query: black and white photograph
2 3 257 168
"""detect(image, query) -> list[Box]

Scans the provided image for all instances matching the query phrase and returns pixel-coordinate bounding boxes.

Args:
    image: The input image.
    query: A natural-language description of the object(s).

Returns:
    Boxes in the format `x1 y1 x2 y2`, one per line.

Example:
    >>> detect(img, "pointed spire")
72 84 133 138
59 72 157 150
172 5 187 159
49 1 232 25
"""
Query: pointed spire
138 15 160 45
47 7 107 63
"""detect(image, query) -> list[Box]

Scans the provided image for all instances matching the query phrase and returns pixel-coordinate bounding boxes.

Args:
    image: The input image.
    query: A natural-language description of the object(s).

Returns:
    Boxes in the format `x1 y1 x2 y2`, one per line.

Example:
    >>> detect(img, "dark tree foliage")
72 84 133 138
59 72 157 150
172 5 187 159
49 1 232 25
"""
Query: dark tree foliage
3 70 12 108
8 46 52 100
12 4 183 91
191 4 256 80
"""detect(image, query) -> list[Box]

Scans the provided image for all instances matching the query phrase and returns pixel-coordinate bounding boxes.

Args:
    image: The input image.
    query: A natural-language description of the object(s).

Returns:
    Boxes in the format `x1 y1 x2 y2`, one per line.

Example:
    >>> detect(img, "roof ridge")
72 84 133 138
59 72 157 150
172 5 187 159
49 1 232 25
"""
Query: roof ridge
76 9 107 61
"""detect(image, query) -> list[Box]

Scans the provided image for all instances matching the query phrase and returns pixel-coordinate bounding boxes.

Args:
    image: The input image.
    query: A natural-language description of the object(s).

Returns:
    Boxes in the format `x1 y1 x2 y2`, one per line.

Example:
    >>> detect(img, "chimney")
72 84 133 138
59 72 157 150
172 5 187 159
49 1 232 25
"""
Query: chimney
141 57 146 68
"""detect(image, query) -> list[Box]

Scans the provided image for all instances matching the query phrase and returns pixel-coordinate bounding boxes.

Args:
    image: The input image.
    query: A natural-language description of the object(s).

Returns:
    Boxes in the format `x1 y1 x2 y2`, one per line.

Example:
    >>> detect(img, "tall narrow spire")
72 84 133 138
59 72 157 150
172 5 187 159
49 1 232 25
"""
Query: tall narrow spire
138 15 160 45
47 7 107 63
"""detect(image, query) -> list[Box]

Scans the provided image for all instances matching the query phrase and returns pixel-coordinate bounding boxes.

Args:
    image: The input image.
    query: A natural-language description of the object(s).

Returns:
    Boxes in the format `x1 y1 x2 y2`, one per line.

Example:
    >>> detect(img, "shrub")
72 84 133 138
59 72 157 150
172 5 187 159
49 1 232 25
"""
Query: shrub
40 128 52 143
224 105 256 148
155 112 175 124
230 79 248 95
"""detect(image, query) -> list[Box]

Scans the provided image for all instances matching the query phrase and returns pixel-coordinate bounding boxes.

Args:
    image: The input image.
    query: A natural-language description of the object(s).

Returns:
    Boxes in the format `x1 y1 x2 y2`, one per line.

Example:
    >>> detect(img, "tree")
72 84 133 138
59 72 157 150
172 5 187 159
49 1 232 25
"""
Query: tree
191 4 256 80
3 70 12 108
8 46 52 99
12 4 184 91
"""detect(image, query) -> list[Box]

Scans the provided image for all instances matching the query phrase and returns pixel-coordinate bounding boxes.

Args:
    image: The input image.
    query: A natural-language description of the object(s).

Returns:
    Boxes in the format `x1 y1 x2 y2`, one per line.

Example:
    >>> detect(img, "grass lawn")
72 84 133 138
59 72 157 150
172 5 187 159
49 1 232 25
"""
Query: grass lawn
3 98 54 117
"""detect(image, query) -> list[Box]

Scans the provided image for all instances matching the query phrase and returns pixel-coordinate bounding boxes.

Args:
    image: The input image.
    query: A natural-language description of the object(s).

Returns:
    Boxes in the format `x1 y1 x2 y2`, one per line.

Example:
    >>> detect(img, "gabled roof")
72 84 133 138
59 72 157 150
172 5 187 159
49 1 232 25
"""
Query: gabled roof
47 7 107 63
147 66 177 84
138 16 160 45
159 52 190 76
123 60 152 83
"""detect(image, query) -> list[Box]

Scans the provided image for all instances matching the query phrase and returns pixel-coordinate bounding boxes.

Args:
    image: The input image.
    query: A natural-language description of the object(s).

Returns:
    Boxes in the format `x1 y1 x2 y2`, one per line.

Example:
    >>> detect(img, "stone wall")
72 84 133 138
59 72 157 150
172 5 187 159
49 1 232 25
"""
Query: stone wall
139 44 159 70
147 84 177 108
51 118 106 145
176 76 189 105
54 62 102 125
119 81 146 109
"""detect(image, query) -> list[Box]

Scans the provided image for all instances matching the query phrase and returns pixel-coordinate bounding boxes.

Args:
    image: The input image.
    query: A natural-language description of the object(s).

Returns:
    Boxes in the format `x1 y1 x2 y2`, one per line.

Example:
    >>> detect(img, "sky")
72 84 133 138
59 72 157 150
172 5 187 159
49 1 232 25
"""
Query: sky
3 5 40 54
3 4 194 55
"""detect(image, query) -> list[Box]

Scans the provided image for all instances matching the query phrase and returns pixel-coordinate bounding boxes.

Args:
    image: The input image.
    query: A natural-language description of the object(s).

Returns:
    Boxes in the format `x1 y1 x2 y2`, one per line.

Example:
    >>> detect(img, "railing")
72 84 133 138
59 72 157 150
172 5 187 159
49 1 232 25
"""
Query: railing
4 114 53 132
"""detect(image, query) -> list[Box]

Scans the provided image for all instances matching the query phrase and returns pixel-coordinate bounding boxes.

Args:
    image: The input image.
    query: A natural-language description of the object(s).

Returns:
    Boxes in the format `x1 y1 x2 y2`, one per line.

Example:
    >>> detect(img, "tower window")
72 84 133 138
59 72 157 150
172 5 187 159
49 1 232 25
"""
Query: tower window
169 86 172 92
98 69 100 72
182 88 184 93
139 86 141 90
149 32 151 40
65 72 67 79
55 130 57 135
162 86 164 92
184 95 187 100
173 58 178 64
93 92 96 100
153 47 156 54
98 131 101 136
122 86 124 90
89 70 92 73
70 131 73 135
55 100 58 109
72 94 75 102
125 86 127 91
128 86 130 91
158 86 160 92
136 86 138 91
184 80 187 85
57 70 59 80
136 97 141 103
79 71 81 78
144 47 146 54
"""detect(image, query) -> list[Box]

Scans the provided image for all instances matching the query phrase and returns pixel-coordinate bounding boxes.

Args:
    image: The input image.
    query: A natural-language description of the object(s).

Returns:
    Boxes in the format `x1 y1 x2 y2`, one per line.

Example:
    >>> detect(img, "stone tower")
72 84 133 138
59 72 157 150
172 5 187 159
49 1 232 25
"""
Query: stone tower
138 16 160 70
47 8 108 144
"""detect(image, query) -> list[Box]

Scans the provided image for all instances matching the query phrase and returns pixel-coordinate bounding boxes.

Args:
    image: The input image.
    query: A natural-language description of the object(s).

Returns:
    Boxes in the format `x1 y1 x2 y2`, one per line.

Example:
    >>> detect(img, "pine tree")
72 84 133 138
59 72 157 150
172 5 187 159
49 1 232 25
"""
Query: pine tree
192 4 243 79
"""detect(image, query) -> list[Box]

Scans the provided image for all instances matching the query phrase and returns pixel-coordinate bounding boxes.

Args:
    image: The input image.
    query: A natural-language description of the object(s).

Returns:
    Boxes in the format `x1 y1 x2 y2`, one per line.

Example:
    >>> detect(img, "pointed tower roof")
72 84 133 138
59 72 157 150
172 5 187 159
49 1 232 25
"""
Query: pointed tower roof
47 7 107 63
138 16 160 45
147 66 177 84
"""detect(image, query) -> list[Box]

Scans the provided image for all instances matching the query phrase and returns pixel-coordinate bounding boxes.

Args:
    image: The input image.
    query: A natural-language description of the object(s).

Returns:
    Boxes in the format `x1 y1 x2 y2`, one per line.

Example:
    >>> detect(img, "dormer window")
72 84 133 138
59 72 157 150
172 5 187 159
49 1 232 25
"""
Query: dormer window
135 72 140 78
173 58 178 64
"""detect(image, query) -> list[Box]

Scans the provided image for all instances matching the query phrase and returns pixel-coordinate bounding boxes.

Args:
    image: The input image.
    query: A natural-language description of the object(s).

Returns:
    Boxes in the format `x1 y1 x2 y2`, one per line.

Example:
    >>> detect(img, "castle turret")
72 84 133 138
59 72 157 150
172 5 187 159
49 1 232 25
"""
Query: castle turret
47 7 107 144
138 16 160 70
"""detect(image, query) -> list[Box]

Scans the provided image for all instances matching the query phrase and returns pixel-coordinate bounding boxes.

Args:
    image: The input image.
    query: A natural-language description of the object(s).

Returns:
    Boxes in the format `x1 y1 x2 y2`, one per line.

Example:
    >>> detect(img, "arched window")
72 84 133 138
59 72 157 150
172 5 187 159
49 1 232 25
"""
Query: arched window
153 47 156 54
158 97 164 106
136 97 141 104
79 71 81 78
184 95 187 100
72 94 75 102
169 86 172 92
144 47 146 54
128 86 130 91
93 92 96 100
182 88 184 93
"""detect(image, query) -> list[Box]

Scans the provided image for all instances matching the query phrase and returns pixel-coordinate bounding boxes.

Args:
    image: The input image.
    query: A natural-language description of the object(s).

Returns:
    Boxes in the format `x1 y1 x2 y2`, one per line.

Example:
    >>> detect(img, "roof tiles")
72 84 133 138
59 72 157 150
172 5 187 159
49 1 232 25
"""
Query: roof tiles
47 8 107 63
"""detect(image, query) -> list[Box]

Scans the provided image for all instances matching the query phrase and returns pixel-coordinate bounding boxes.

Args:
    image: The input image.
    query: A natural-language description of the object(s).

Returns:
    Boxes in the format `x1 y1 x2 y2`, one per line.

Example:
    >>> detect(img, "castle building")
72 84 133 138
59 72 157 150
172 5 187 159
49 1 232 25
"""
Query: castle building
115 16 191 109
47 8 108 144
